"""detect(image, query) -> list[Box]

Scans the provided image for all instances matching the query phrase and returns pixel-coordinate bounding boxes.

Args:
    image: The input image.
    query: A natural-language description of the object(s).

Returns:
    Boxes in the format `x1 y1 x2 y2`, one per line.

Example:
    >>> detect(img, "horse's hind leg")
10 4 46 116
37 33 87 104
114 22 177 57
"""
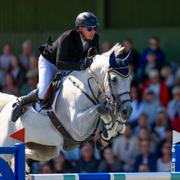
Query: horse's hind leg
26 142 60 161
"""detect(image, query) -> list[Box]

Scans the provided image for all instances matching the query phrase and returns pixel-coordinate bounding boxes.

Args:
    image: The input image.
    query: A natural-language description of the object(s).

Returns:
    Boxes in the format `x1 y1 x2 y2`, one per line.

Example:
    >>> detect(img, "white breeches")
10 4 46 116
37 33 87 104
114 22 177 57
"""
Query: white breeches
37 55 58 99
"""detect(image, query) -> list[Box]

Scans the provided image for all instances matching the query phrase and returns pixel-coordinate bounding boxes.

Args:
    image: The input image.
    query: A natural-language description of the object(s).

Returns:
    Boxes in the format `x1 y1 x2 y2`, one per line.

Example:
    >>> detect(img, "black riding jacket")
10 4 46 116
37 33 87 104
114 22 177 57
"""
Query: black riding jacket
39 29 99 70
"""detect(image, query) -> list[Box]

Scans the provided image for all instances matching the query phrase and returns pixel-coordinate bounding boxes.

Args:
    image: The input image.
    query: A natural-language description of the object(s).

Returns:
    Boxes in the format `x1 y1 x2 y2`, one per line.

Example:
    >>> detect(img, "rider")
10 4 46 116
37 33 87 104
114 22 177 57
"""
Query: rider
11 12 100 122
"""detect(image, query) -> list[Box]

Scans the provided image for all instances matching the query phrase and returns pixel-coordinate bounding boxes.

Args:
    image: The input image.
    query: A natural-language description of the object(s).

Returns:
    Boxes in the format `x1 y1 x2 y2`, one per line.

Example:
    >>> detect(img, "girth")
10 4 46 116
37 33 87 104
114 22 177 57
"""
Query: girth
47 111 94 151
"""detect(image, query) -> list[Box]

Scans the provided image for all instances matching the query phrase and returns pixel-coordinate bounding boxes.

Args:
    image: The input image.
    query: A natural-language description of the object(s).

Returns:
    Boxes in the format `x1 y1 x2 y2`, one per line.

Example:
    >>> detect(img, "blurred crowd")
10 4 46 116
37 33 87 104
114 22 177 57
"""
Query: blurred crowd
0 41 38 96
0 36 180 173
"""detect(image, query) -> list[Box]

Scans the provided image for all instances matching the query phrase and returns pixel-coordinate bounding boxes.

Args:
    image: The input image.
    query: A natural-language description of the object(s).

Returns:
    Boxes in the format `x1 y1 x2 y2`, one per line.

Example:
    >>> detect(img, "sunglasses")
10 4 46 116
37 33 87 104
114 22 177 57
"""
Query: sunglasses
82 26 97 32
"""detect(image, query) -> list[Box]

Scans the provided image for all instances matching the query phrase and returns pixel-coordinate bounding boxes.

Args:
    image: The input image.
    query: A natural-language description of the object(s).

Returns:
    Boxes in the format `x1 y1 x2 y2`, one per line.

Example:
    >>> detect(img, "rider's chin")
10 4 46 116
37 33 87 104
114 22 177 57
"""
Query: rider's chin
87 37 93 41
88 34 95 40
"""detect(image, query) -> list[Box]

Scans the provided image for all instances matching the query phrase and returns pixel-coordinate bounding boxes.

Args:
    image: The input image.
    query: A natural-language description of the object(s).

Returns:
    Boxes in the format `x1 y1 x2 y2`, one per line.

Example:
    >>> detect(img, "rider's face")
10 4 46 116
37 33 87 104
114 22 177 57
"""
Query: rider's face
79 26 97 41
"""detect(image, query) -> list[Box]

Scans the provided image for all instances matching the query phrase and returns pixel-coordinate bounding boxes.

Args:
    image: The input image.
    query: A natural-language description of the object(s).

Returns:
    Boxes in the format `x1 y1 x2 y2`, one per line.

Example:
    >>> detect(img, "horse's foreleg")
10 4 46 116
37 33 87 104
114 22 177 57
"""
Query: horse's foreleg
26 143 60 161
101 120 126 140
96 115 126 149
96 103 121 140
99 114 116 140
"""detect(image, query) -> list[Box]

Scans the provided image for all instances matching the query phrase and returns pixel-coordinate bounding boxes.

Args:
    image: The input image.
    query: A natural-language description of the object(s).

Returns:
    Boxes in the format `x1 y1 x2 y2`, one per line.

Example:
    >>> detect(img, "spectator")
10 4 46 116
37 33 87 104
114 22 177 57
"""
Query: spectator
133 139 157 172
7 56 25 87
19 40 33 70
152 107 170 140
20 70 38 95
138 164 150 172
139 89 159 125
137 127 151 141
129 84 143 126
142 70 169 107
54 151 75 173
101 41 112 53
156 126 172 157
29 56 38 71
140 36 165 68
0 43 14 70
2 73 19 96
75 142 99 172
0 43 14 87
122 38 140 73
167 86 180 120
137 37 165 83
112 123 139 171
134 113 150 134
157 141 171 172
40 160 55 174
161 66 174 88
98 146 123 172
137 127 157 154
144 52 160 77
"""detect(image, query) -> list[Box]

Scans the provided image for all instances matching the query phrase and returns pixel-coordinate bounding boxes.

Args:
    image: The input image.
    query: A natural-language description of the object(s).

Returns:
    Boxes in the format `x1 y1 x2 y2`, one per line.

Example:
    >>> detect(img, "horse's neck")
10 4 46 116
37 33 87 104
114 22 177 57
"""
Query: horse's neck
68 70 99 96
90 55 109 82
61 55 109 105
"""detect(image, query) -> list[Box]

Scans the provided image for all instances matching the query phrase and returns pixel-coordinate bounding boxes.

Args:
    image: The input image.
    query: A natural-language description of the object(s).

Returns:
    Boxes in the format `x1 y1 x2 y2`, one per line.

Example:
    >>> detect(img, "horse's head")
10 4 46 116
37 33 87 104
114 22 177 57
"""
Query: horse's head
105 51 132 120
89 44 132 121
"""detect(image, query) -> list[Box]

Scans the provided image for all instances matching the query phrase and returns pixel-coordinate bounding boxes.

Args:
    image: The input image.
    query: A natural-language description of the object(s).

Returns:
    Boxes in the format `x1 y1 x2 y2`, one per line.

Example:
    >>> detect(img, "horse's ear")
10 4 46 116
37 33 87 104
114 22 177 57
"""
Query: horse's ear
116 51 132 66
109 51 117 68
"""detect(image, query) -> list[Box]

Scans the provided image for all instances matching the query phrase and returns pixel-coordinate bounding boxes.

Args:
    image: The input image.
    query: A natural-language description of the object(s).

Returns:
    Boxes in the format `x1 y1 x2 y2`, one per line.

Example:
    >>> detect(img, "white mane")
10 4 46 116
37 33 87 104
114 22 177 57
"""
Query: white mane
102 43 125 57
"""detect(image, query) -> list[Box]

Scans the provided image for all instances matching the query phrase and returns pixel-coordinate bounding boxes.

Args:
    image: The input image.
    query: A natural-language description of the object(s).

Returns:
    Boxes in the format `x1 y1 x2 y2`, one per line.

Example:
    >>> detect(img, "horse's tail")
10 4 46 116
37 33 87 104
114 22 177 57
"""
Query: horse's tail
0 92 16 112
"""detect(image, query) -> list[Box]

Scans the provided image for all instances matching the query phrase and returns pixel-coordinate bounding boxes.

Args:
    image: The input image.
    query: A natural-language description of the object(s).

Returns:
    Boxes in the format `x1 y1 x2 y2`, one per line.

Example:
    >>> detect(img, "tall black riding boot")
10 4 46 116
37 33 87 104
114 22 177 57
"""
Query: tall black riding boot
11 89 39 122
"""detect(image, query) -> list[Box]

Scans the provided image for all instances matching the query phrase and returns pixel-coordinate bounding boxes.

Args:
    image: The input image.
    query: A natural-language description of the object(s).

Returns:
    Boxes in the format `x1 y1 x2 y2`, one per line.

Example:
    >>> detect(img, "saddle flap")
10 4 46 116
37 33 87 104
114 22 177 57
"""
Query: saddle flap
43 73 62 109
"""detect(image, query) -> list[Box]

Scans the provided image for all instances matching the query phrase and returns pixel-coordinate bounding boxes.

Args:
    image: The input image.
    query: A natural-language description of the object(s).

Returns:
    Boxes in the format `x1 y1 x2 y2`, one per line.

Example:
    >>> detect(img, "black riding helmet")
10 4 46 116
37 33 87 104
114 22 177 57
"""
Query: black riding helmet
75 12 99 29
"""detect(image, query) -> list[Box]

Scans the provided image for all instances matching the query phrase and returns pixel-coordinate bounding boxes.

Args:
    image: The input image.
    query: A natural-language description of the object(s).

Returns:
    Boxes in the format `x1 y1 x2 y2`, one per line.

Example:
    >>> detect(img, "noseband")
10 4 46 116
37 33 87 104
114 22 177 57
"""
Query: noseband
87 66 132 115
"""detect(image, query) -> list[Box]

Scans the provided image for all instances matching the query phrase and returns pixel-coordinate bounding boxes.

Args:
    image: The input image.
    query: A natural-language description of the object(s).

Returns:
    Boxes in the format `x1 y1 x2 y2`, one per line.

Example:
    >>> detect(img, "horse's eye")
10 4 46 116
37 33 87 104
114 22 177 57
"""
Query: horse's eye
111 76 117 83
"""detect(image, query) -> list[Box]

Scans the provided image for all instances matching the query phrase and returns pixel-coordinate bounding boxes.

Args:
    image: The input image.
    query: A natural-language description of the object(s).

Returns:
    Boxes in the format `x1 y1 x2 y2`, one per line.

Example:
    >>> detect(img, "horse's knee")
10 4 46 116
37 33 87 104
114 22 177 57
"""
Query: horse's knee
26 143 59 161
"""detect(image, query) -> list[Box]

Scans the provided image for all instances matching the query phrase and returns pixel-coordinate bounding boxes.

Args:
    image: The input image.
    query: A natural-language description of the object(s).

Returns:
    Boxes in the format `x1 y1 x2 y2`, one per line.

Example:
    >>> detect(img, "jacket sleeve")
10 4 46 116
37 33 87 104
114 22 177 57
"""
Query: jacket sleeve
56 36 81 70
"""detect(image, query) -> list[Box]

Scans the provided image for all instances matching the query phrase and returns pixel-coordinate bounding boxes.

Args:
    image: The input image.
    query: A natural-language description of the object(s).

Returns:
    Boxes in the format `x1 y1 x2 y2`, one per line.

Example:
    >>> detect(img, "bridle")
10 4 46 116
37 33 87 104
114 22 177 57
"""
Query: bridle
68 64 132 115
107 68 131 114
87 66 131 115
